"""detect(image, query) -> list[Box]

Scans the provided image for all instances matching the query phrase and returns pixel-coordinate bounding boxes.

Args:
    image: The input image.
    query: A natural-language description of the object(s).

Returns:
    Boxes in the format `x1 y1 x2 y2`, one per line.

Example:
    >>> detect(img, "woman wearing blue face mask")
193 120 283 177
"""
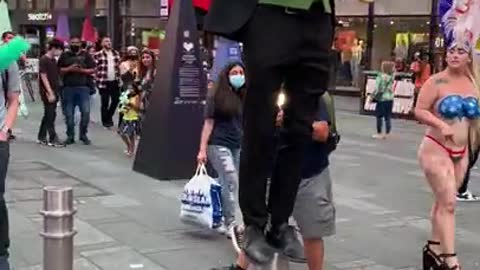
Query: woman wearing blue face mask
197 62 246 237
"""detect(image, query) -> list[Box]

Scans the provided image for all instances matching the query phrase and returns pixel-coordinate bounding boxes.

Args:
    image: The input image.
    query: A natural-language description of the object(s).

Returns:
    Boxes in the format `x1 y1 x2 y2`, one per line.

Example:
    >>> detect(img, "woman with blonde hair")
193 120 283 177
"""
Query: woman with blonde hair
416 1 480 268
372 61 395 139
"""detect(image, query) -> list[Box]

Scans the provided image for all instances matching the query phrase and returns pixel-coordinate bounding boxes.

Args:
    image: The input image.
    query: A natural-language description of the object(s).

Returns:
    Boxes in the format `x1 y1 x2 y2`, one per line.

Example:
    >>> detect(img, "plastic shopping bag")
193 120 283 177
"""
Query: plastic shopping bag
180 164 223 229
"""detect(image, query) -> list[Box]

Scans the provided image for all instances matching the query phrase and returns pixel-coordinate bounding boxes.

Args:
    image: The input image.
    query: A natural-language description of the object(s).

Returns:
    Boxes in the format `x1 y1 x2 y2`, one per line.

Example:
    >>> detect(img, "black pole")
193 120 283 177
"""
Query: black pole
365 2 375 70
107 0 121 50
429 0 438 69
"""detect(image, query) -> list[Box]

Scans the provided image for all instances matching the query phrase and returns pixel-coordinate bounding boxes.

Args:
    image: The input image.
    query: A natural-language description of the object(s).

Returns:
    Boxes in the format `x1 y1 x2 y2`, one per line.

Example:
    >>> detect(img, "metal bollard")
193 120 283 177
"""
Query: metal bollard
248 253 290 270
40 187 77 270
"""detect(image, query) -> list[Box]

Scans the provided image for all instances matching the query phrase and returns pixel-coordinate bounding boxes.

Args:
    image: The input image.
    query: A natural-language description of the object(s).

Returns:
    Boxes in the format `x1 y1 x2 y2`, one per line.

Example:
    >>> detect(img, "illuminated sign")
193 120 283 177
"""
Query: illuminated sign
27 13 53 21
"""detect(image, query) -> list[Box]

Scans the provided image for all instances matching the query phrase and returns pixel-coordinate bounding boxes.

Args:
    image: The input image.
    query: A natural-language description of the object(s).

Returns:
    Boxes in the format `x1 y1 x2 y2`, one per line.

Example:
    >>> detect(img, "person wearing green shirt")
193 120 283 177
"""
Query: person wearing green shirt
372 61 396 139
205 0 335 266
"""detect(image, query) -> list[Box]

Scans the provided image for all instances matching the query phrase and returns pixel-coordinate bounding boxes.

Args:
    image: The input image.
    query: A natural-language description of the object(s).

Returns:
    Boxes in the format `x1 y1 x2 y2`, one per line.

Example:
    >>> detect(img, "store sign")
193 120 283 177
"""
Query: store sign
160 0 169 19
27 13 53 21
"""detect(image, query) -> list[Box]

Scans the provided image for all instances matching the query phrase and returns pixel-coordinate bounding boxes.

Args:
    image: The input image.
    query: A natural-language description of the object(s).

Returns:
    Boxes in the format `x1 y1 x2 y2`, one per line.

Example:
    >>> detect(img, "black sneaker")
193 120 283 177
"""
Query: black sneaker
64 137 75 145
48 139 66 148
37 139 48 145
210 265 240 270
457 190 480 202
80 136 91 145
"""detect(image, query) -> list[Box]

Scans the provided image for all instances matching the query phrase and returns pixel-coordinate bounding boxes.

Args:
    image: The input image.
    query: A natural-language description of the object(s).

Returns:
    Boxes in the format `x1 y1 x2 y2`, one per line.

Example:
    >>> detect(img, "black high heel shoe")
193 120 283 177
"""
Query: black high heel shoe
423 240 442 270
439 253 461 270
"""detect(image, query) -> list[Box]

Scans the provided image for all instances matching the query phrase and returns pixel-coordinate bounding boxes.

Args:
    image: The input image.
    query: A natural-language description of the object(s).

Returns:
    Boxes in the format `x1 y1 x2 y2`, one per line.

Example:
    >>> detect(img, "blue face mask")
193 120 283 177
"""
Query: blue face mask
229 74 245 90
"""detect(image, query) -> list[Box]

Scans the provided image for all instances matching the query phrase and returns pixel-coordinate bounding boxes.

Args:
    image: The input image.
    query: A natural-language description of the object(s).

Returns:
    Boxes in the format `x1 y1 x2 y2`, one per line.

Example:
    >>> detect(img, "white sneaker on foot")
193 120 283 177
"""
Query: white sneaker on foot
457 190 480 202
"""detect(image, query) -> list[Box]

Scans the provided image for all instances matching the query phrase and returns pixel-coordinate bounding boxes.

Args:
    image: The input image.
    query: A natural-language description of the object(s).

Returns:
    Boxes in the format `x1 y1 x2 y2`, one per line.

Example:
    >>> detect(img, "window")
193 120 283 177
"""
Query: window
372 17 431 69
96 0 106 9
36 0 51 9
73 0 85 9
19 0 34 9
55 0 69 8
7 0 17 9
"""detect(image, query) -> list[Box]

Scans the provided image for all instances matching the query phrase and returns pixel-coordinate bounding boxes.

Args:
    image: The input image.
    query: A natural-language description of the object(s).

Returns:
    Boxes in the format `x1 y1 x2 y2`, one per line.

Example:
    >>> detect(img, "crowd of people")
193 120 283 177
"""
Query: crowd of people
35 35 157 155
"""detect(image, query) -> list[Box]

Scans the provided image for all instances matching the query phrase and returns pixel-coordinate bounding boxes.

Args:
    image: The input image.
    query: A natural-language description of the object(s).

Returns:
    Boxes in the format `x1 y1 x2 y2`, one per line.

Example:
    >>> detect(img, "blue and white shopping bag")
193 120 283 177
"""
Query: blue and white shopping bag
180 164 223 229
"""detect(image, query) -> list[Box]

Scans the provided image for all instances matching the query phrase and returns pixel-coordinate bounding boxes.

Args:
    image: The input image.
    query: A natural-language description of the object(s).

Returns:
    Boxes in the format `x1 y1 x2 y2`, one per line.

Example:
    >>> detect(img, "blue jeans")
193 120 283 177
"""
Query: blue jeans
375 100 393 134
63 87 91 139
0 256 9 270
207 145 240 226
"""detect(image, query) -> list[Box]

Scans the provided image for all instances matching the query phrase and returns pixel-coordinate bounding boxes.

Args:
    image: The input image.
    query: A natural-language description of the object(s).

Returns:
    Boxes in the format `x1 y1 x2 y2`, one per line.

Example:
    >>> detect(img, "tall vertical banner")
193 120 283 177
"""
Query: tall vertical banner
134 0 206 180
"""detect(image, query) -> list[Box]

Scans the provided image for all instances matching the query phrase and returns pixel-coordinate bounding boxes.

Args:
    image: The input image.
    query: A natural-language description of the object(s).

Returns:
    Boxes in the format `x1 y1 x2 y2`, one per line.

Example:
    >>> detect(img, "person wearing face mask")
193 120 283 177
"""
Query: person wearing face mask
37 39 65 147
197 62 246 238
120 46 140 87
57 36 96 145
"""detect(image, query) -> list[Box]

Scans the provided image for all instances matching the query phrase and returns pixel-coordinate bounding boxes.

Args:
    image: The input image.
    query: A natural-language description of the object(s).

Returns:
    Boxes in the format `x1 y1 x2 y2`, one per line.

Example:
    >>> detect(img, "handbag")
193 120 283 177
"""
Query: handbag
180 164 223 229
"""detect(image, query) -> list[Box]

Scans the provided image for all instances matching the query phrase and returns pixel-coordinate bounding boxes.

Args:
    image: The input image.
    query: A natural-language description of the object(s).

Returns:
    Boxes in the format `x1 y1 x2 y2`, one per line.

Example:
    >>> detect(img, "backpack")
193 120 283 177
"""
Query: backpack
321 91 340 154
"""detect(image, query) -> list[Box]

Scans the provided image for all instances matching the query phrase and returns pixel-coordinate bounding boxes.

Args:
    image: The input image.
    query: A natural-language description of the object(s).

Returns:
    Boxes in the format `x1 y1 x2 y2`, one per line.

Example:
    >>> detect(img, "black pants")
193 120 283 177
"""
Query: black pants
239 3 333 228
459 144 480 194
0 142 10 258
99 81 120 127
375 100 393 134
37 97 58 141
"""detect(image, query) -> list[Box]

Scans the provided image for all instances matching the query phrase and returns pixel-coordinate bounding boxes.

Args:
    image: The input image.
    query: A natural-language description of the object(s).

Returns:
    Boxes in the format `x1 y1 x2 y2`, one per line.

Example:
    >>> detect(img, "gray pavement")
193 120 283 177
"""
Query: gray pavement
4 96 480 270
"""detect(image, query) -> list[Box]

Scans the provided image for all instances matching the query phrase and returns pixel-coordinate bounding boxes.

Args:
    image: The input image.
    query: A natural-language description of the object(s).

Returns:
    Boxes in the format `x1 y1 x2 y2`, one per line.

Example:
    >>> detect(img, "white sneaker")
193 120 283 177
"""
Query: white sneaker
215 224 227 235
457 190 480 202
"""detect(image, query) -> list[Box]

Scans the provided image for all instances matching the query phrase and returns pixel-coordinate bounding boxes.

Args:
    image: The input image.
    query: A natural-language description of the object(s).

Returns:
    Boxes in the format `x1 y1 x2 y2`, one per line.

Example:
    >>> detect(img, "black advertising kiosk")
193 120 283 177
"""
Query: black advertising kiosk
133 0 206 180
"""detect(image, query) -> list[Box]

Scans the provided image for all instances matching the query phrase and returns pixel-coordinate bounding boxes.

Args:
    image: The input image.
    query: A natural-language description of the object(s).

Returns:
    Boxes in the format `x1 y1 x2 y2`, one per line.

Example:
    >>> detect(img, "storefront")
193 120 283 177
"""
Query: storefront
6 0 108 57
334 0 442 89
118 0 209 54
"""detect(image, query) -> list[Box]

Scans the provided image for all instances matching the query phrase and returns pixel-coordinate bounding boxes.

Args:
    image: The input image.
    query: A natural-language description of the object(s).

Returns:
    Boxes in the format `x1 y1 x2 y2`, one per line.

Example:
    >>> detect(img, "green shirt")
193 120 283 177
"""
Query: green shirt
259 0 331 12
374 73 395 102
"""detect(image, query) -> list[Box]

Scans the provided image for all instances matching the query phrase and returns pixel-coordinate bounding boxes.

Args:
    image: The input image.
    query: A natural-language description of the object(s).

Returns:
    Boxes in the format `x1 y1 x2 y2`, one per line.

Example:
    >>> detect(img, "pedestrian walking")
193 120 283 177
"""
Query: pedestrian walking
205 0 335 264
372 61 395 139
1 31 28 141
457 130 480 201
214 94 338 270
415 34 479 270
0 54 23 270
57 36 96 145
37 39 65 147
94 37 121 129
197 62 246 238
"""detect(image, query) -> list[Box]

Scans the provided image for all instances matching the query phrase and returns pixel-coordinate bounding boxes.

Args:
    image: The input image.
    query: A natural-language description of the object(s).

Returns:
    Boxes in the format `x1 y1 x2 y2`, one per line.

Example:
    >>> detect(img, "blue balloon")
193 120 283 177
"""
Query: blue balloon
463 96 480 119
438 95 464 119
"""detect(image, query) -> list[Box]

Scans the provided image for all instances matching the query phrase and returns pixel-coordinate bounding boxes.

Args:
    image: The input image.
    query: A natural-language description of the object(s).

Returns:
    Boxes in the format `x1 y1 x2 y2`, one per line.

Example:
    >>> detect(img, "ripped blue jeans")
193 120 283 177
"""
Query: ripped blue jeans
207 145 240 226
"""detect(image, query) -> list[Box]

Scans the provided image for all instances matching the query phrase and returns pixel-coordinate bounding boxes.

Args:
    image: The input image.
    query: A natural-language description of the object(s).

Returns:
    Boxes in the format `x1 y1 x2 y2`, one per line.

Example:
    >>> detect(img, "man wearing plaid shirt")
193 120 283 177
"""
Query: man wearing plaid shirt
94 37 121 128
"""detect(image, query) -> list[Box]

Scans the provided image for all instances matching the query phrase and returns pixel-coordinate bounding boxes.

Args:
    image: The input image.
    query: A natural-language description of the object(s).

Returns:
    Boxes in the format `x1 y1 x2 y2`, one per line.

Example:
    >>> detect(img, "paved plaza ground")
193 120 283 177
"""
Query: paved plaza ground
4 97 480 270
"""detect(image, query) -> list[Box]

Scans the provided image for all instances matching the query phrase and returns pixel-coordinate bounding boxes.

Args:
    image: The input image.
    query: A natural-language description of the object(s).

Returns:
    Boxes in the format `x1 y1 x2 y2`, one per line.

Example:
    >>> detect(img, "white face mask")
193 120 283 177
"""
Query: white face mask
53 49 63 57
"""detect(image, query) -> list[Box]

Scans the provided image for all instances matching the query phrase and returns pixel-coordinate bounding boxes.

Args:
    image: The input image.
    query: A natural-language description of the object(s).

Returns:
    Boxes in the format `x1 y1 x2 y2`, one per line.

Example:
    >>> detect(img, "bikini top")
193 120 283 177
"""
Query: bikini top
437 95 480 120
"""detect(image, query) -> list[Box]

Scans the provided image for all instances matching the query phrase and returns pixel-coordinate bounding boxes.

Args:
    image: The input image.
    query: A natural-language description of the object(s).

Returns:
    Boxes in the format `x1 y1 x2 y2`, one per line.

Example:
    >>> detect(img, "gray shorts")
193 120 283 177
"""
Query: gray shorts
292 168 336 240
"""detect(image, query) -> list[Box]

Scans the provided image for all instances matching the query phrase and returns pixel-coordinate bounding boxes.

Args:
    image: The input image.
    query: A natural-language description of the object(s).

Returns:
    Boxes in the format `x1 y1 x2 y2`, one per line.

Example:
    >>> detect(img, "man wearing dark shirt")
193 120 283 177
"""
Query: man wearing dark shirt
205 0 335 263
57 37 96 145
217 97 337 270
37 39 65 147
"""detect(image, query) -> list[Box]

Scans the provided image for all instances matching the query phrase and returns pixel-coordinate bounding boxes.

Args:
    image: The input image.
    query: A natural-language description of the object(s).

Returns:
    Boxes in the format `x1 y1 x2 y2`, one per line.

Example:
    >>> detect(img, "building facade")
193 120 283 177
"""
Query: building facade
6 0 444 75
335 0 442 87
6 0 108 57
